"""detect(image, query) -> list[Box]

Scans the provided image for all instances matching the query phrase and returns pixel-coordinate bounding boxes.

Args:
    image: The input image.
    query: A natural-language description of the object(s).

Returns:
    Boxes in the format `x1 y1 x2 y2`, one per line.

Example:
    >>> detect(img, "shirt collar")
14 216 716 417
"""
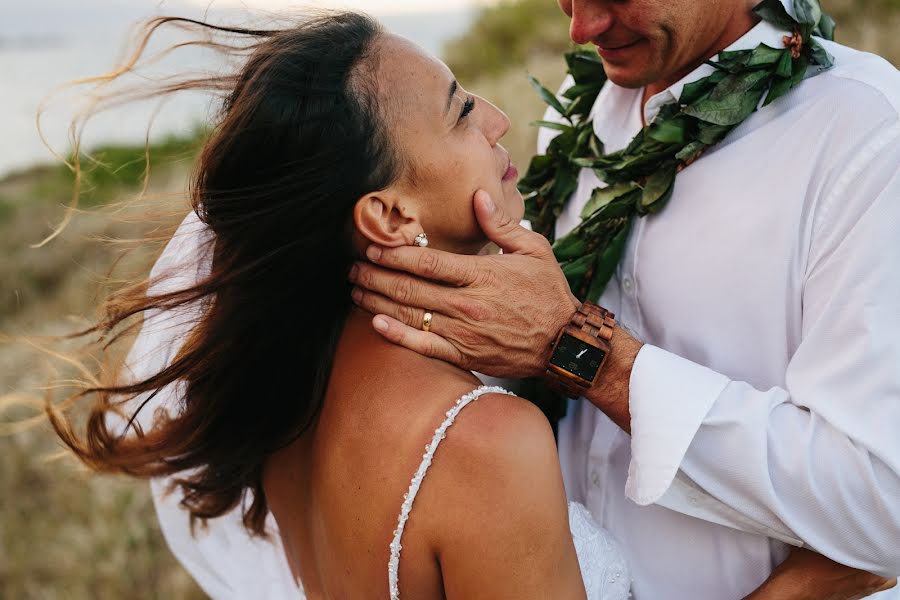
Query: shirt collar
643 16 791 123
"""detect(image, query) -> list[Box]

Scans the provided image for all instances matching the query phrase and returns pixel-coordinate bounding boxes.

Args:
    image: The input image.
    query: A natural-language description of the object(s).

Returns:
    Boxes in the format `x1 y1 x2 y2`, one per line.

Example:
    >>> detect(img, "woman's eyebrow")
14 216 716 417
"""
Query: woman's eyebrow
446 80 458 115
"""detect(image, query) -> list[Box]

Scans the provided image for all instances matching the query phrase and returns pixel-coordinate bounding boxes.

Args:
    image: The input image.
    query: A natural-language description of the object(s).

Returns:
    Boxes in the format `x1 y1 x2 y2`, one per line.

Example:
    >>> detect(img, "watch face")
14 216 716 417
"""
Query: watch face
550 333 606 382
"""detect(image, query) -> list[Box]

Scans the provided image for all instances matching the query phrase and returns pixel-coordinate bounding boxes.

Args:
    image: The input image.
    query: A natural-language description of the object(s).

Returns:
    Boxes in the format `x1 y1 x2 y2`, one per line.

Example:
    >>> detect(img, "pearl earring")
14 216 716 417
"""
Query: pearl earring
413 232 429 247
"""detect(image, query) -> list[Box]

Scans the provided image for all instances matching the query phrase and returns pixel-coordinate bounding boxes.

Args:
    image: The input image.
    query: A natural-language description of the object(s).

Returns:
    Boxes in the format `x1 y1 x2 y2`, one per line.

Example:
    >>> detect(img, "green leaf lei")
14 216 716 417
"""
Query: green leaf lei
519 0 835 301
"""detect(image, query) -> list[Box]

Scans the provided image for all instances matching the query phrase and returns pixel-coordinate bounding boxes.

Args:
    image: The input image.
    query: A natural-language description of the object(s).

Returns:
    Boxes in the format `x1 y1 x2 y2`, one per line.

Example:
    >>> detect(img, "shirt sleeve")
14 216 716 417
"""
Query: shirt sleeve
624 122 900 577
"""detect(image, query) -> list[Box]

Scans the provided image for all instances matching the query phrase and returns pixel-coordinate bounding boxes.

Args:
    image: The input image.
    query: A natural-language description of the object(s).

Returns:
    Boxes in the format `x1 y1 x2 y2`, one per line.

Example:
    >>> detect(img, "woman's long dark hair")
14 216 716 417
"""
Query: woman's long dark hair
48 11 404 536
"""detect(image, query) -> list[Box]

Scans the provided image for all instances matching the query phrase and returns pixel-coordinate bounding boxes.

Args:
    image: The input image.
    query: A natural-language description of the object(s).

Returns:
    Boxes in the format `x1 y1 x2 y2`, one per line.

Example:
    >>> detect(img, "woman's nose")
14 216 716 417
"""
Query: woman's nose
569 0 615 45
483 100 510 146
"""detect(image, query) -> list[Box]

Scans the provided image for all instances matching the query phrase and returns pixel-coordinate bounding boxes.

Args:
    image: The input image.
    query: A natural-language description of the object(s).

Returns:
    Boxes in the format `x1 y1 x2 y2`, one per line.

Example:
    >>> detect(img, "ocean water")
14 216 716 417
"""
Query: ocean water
0 1 476 177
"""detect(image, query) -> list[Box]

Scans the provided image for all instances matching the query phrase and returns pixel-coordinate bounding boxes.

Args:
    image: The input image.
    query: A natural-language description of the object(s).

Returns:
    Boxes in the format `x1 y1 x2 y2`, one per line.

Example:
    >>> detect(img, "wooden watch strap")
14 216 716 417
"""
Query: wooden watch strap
572 303 615 341
544 302 616 396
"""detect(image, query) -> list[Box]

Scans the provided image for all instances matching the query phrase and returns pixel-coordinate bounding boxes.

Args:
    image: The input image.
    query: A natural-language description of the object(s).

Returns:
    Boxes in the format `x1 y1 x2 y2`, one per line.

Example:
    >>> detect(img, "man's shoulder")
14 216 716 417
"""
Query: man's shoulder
807 39 900 123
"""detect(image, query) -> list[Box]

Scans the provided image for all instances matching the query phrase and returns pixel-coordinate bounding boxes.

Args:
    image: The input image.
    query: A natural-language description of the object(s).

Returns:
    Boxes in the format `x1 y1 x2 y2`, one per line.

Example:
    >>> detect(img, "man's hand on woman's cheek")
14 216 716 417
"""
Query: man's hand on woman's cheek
348 190 578 379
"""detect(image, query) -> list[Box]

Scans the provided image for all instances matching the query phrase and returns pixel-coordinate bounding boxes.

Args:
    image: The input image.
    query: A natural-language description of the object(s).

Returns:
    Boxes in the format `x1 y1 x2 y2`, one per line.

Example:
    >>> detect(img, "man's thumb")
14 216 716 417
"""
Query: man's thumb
473 190 548 256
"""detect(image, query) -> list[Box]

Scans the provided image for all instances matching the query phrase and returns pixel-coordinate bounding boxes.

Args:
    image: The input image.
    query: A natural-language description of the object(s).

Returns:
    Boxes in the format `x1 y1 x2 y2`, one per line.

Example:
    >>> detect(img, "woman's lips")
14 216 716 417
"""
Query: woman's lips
502 156 518 182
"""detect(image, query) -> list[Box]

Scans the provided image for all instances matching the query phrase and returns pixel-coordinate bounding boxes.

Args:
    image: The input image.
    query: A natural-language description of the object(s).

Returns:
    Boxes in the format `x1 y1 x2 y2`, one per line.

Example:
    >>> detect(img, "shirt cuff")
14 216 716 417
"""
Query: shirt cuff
624 345 730 505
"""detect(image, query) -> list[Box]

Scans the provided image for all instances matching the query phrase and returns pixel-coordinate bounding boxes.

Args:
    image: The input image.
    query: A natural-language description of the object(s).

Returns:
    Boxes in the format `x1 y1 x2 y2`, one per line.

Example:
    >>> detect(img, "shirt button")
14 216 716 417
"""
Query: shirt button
622 277 634 293
591 470 602 487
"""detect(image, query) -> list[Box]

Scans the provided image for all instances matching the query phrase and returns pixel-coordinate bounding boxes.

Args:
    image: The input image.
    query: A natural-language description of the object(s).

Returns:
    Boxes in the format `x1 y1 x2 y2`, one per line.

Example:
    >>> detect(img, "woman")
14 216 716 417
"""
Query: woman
50 11 893 599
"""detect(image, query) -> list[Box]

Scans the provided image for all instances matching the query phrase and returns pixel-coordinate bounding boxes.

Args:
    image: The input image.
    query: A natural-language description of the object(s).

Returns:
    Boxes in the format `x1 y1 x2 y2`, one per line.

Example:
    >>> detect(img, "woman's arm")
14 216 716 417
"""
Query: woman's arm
424 393 586 599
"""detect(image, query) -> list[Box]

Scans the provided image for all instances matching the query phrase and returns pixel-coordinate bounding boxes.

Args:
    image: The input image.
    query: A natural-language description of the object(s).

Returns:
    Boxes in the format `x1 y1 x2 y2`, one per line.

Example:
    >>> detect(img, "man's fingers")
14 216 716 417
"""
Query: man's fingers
365 244 476 287
878 578 898 592
473 189 552 257
352 286 435 331
350 262 461 315
372 314 466 366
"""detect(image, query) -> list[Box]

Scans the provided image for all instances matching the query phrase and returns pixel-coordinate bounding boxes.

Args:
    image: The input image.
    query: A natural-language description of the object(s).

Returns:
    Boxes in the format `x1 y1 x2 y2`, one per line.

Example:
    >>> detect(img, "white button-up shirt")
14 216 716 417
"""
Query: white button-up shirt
548 15 900 600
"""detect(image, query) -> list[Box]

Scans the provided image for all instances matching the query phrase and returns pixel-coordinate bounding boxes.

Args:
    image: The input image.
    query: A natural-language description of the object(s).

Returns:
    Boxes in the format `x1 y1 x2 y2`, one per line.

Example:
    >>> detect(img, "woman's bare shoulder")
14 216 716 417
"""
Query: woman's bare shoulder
414 391 583 597
436 390 558 484
413 388 563 526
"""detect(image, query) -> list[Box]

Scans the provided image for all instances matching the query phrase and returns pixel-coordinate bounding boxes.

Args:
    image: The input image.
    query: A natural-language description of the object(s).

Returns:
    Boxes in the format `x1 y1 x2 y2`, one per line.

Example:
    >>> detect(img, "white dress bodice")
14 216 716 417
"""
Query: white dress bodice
388 385 631 599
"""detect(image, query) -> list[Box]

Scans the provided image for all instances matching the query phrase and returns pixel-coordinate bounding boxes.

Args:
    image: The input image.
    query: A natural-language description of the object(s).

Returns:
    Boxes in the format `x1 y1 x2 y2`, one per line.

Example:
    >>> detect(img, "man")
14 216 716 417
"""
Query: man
349 0 900 597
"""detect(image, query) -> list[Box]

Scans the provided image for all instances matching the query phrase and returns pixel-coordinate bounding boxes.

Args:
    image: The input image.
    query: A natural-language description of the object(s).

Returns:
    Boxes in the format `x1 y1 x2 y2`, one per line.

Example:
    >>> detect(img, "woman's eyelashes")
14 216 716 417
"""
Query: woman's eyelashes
458 96 475 123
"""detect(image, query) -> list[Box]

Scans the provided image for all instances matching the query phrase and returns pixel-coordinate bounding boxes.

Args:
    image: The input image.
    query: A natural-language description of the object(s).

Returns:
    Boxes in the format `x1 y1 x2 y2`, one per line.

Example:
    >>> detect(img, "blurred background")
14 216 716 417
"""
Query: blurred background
1 0 897 597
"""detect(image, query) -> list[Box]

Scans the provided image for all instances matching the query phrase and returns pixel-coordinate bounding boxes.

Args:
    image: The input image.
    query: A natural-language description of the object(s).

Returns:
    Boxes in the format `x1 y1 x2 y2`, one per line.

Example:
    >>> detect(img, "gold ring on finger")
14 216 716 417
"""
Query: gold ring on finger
422 312 433 332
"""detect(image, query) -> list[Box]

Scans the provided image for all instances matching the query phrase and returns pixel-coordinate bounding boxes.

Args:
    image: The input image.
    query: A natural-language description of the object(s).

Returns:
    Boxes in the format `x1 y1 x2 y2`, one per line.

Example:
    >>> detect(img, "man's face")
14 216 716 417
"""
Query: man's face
557 0 745 90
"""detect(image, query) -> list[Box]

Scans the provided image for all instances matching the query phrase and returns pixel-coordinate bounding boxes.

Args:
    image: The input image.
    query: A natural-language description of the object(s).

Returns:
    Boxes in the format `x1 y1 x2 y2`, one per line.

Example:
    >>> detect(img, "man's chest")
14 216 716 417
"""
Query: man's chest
562 117 823 388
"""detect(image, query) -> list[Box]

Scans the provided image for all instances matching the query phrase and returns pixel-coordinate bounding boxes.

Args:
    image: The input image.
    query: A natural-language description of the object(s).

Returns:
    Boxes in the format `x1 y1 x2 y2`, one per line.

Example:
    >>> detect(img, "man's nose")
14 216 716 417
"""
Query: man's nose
569 0 615 45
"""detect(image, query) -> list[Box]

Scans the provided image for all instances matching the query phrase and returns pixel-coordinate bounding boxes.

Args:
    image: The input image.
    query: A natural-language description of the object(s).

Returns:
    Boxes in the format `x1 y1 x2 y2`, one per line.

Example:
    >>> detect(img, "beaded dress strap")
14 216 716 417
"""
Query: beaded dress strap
387 385 515 600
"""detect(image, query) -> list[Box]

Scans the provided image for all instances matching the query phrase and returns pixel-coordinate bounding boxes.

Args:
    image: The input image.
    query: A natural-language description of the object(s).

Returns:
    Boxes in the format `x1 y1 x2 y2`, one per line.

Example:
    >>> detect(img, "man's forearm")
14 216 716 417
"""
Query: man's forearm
579 325 642 434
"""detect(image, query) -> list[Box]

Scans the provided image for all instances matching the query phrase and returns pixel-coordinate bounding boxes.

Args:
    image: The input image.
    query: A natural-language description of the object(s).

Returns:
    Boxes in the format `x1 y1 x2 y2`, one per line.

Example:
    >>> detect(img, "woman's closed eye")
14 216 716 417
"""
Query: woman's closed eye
458 96 475 123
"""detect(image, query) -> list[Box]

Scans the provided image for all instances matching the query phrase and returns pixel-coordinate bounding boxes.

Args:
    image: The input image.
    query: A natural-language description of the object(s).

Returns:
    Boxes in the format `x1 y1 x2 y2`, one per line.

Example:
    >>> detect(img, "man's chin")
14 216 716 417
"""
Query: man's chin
602 64 658 90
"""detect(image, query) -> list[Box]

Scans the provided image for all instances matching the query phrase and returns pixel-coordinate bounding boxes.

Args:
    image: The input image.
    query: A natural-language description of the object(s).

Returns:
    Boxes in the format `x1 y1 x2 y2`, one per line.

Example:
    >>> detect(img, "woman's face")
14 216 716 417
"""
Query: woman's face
367 34 524 255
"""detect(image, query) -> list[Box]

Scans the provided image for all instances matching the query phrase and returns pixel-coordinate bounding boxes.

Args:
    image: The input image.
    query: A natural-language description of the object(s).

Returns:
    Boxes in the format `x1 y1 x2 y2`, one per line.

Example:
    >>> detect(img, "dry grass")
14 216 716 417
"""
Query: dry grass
0 162 205 599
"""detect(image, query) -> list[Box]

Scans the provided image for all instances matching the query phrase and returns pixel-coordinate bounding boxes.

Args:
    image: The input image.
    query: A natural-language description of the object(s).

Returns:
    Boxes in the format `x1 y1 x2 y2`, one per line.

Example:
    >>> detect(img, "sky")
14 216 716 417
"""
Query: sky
182 0 491 15
2 0 489 37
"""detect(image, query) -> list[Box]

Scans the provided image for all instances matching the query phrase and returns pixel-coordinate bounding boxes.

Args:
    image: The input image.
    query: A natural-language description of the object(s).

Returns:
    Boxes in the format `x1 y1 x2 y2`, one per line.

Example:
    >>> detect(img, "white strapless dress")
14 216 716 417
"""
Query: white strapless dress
386 385 632 600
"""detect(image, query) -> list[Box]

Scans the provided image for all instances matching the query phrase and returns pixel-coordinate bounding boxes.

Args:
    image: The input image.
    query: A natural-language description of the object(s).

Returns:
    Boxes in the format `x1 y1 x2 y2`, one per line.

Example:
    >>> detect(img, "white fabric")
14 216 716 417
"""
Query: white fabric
120 211 300 599
389 385 631 600
546 13 900 600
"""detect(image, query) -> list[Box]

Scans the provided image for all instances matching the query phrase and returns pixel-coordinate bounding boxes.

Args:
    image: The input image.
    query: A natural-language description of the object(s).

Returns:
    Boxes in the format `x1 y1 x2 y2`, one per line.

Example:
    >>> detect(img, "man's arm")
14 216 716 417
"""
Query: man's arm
627 126 900 576
350 128 900 575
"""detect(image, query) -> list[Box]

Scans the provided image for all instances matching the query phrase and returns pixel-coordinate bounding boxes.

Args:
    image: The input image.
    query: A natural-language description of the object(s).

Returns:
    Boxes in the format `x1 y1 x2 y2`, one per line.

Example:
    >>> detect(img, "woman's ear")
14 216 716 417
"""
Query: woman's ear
353 191 421 247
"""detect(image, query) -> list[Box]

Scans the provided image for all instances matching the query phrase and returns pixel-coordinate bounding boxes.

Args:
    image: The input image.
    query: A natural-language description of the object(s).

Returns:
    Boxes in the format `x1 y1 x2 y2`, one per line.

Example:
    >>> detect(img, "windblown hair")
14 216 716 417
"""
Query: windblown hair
48 11 403 536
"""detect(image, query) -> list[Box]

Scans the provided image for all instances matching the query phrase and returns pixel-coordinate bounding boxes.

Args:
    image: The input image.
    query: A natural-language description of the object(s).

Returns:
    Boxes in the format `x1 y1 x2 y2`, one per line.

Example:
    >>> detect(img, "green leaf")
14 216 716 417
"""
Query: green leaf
680 79 713 105
518 154 555 192
684 71 769 125
675 140 705 163
747 44 786 67
793 0 822 26
550 164 579 204
648 118 688 144
580 182 639 219
790 54 810 87
560 252 596 290
589 135 604 159
614 149 674 174
752 0 796 31
565 50 607 83
696 122 731 145
572 157 600 168
716 49 753 70
528 75 569 118
565 92 597 118
547 127 579 156
708 69 771 101
815 13 836 41
562 82 601 100
809 39 834 68
585 221 632 301
530 120 570 132
775 50 794 78
762 76 794 106
639 165 676 213
624 128 648 154
575 127 594 154
552 231 591 261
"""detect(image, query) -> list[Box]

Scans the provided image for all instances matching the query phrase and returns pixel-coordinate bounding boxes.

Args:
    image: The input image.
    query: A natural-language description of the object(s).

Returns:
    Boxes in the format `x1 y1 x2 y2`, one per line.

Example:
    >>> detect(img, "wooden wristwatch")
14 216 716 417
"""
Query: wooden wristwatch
544 302 615 397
